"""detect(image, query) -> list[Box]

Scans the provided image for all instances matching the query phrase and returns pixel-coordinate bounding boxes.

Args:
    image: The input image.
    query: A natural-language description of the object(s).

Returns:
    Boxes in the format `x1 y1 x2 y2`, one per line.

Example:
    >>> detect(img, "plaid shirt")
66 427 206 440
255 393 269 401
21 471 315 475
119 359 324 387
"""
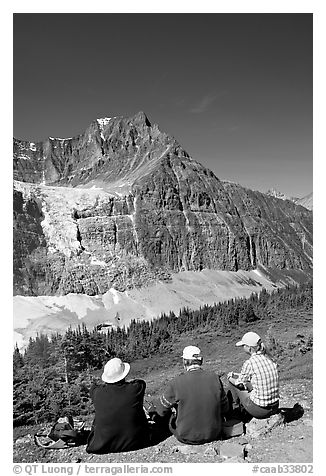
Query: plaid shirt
237 352 279 406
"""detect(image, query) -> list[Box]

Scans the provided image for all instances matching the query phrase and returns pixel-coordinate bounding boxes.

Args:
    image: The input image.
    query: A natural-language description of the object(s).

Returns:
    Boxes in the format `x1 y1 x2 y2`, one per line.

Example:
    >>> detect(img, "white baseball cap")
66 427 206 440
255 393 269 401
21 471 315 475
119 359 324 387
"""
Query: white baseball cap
236 332 261 347
101 358 130 383
182 345 201 359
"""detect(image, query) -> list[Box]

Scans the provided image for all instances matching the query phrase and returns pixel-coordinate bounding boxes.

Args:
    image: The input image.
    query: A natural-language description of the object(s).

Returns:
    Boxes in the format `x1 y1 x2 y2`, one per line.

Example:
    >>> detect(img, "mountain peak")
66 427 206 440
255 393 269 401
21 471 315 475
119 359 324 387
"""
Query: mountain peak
131 111 151 127
13 110 173 186
13 110 313 301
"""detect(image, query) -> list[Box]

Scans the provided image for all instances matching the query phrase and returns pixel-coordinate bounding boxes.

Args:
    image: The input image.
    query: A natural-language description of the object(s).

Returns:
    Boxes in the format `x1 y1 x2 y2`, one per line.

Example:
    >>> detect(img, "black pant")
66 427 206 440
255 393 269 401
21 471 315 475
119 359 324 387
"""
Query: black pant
148 413 172 444
227 381 279 420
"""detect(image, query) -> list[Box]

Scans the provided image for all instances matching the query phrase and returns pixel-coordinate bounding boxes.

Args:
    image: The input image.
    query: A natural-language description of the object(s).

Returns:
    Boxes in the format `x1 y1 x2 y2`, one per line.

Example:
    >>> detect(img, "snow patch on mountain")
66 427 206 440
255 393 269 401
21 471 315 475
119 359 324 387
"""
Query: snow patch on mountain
97 117 112 127
266 188 290 201
97 117 113 140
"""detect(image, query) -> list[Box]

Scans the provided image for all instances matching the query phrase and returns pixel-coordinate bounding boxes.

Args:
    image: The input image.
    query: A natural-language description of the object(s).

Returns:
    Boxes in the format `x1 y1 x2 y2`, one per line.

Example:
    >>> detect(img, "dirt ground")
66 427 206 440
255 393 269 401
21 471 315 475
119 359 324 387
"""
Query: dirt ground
13 379 312 464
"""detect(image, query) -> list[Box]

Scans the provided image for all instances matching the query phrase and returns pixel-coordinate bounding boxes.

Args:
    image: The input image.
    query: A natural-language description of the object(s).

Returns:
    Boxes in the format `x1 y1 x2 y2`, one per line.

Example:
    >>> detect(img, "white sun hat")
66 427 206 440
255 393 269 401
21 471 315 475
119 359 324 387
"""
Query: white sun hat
236 331 261 347
182 345 201 359
101 358 130 383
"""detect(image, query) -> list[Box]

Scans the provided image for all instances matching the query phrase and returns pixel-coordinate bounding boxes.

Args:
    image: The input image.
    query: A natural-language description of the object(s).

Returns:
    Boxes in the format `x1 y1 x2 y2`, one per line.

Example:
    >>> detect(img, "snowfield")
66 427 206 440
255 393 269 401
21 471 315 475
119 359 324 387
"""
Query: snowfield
13 267 296 350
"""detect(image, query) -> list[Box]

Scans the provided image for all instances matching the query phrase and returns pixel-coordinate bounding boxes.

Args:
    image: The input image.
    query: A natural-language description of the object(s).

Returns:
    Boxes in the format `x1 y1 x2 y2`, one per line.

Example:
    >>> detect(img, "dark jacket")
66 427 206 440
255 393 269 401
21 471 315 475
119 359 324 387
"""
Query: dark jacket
86 379 150 454
156 367 229 445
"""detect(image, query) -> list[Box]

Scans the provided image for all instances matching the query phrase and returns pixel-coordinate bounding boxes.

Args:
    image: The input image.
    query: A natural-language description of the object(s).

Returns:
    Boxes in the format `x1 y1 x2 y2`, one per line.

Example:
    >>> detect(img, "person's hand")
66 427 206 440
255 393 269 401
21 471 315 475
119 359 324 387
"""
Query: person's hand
244 381 253 392
147 403 157 416
228 376 238 386
227 372 238 380
149 411 159 422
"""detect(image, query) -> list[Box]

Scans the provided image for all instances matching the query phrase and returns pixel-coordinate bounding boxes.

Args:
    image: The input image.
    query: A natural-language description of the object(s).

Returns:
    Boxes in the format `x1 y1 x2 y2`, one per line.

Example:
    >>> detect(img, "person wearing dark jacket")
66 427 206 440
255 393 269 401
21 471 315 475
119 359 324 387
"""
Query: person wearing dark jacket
86 358 150 454
155 346 229 445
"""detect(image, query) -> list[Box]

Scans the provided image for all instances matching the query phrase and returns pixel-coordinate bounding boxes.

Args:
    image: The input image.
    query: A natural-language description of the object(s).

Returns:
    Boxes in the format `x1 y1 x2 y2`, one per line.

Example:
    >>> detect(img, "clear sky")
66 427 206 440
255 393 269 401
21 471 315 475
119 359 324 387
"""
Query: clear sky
13 13 312 198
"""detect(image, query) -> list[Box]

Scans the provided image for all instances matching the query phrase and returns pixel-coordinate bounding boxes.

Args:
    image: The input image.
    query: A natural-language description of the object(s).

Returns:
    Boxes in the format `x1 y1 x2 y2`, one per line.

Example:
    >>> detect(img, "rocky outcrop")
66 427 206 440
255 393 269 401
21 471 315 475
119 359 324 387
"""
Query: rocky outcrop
13 112 313 296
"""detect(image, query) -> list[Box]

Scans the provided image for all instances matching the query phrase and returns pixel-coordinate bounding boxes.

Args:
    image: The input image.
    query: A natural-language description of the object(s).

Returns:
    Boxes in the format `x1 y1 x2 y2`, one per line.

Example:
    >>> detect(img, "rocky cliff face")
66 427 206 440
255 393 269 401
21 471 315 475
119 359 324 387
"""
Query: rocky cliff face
13 112 313 296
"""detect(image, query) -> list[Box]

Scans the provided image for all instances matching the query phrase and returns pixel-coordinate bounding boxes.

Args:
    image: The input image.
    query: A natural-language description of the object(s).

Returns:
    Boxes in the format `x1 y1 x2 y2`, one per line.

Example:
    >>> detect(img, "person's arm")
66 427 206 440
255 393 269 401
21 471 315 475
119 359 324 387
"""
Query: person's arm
134 379 146 396
219 378 229 415
89 381 98 400
228 360 252 388
156 381 177 418
235 360 252 388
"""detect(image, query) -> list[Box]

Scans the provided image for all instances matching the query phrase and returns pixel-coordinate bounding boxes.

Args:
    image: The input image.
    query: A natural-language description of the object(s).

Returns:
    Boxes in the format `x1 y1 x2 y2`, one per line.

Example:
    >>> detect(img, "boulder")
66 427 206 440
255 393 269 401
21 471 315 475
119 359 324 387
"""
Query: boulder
245 413 285 438
220 441 245 459
204 446 219 456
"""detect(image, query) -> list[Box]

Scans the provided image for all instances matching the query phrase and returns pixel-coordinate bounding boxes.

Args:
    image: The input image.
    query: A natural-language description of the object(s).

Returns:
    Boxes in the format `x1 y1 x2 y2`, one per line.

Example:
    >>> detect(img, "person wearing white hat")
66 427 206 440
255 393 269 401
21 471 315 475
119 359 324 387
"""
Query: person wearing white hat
86 358 150 453
226 331 279 420
155 345 229 444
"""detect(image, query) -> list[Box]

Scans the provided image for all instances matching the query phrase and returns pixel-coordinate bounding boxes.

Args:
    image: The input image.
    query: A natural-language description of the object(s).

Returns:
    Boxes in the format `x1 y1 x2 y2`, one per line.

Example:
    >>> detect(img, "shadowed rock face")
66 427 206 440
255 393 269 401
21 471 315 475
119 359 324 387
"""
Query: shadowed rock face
13 189 46 294
13 111 313 296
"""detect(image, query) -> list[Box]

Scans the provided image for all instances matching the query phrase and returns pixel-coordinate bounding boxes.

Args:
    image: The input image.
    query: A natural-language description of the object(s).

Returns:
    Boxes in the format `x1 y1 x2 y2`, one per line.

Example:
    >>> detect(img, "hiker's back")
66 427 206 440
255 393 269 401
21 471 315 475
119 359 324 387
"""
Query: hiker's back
86 359 150 454
170 369 227 443
248 353 279 406
91 379 147 423
156 346 229 445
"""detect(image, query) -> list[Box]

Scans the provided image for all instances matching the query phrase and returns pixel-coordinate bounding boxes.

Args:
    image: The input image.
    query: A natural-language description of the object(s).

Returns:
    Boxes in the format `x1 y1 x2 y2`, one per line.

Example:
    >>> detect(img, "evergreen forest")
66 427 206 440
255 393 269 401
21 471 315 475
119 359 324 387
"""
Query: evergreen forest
13 282 313 426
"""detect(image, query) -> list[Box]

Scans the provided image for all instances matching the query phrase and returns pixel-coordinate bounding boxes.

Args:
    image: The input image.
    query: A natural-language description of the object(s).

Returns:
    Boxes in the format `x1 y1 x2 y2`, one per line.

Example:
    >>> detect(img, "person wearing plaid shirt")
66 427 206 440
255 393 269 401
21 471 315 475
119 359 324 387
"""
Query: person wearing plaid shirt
227 331 279 420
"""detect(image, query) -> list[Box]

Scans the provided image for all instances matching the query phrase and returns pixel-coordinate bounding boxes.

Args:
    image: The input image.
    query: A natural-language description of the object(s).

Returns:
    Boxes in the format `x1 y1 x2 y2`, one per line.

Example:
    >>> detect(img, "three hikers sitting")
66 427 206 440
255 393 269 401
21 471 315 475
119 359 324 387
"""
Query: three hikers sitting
86 331 280 453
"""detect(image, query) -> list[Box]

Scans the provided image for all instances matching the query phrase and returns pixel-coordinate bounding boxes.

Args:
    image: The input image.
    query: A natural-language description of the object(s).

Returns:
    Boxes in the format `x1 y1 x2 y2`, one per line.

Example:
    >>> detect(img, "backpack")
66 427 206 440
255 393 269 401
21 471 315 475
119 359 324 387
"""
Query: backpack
34 416 85 449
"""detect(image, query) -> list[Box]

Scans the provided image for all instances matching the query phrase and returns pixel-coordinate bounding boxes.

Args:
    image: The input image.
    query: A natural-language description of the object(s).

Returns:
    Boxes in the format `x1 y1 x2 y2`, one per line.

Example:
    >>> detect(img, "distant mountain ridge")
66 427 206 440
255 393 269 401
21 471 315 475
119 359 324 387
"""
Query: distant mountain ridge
266 189 313 211
293 192 313 211
13 111 313 298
